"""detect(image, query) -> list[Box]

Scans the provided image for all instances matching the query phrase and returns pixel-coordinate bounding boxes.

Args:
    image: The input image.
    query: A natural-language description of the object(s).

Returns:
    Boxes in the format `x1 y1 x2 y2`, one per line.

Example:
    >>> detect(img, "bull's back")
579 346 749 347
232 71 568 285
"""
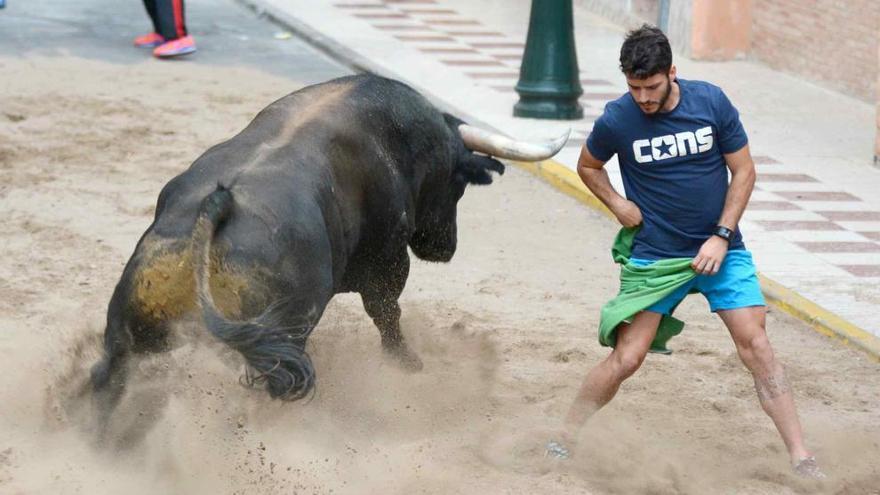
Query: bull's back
152 74 447 219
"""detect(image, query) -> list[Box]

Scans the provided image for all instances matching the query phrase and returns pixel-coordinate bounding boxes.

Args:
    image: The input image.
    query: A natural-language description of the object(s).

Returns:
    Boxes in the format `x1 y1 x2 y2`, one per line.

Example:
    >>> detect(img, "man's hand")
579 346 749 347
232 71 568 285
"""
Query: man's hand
611 198 643 228
692 236 729 275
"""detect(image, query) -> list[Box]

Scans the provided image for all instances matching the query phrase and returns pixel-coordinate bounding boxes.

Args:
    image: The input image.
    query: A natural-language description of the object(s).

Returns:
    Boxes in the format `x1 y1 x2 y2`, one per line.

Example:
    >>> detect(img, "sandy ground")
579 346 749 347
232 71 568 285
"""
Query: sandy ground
1 55 879 495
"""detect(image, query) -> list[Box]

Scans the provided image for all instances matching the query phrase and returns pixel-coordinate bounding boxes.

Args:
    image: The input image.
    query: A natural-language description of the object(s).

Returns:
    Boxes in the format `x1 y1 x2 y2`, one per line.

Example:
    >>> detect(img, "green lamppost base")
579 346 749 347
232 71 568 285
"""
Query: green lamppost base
514 0 583 121
514 95 583 120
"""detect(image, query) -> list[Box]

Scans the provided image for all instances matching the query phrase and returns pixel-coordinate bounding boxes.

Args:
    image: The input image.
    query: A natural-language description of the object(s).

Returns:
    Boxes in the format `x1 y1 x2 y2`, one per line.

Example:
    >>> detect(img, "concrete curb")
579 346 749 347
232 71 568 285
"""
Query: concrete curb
240 0 880 361
759 276 880 360
234 0 376 75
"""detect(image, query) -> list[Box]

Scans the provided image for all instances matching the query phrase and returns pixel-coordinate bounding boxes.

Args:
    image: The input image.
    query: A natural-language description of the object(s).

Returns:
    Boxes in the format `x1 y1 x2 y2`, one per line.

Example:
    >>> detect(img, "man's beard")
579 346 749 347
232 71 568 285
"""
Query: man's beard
646 76 673 117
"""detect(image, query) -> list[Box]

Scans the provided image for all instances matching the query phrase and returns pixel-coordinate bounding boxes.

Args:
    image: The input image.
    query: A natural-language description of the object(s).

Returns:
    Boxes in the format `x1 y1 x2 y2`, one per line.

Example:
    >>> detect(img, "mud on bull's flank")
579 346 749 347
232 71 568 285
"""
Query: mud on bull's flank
133 239 253 323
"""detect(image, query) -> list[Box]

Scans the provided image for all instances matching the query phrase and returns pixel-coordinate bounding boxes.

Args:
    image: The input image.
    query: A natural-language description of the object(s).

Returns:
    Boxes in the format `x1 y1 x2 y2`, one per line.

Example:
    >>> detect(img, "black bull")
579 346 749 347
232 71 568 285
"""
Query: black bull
90 75 563 419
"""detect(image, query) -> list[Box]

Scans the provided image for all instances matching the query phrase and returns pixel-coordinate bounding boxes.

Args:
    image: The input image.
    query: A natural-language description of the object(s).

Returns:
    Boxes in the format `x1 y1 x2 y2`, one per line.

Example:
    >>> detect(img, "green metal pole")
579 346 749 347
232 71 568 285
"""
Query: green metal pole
514 0 583 120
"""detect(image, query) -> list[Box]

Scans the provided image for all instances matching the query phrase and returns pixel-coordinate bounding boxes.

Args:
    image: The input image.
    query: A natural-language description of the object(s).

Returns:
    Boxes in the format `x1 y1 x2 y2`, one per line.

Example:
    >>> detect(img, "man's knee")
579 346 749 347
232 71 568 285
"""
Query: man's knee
736 332 775 368
610 348 646 380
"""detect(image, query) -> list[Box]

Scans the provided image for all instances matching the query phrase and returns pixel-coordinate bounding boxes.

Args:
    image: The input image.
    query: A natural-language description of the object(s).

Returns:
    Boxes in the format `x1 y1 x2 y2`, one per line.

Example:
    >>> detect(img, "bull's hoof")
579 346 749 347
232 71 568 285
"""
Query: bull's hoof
384 345 424 372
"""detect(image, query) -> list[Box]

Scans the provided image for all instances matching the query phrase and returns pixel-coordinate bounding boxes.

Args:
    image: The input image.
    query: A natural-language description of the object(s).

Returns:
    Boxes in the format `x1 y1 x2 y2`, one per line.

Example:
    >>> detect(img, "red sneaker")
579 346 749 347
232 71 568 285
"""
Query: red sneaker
153 35 197 58
133 32 165 48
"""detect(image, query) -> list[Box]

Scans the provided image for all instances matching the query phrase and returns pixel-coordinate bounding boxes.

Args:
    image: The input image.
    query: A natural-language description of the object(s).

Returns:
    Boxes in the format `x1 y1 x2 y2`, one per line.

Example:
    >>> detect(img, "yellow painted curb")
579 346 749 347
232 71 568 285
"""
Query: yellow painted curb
514 159 614 220
513 158 880 361
759 276 880 360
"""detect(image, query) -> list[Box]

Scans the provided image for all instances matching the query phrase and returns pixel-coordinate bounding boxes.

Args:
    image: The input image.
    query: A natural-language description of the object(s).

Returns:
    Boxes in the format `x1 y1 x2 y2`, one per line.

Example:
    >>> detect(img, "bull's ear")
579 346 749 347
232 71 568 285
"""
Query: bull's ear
458 154 505 185
443 112 466 131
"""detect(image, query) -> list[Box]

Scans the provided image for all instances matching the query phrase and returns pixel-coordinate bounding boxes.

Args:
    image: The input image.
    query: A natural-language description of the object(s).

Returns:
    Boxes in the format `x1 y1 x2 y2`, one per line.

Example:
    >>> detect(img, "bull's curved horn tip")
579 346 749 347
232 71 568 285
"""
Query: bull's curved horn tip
549 128 572 154
458 124 571 162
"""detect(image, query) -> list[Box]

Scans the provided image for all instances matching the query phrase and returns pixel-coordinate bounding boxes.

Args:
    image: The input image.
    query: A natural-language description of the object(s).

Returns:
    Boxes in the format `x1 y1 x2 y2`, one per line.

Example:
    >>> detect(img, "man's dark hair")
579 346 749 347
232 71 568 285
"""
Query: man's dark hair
619 24 672 78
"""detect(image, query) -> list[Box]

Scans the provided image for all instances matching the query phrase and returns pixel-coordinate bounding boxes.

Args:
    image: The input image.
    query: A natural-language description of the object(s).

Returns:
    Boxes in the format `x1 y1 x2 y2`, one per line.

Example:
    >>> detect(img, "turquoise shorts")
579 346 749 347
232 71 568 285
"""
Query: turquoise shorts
630 250 766 315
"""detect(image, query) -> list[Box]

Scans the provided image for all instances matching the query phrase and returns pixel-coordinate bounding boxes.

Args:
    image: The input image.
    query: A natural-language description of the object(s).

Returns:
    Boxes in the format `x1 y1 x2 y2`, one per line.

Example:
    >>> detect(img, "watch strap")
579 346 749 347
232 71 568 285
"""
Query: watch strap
713 225 733 242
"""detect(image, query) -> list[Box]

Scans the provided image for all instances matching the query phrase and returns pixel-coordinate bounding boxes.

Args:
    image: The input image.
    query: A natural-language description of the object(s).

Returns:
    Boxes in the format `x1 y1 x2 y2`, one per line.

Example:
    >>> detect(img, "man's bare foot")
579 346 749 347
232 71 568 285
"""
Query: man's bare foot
793 455 827 479
544 440 571 460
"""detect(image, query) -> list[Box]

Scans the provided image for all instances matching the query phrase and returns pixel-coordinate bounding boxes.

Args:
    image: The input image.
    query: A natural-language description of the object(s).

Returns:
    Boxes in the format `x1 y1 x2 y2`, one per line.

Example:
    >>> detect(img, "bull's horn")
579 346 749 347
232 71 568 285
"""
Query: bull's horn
458 124 570 162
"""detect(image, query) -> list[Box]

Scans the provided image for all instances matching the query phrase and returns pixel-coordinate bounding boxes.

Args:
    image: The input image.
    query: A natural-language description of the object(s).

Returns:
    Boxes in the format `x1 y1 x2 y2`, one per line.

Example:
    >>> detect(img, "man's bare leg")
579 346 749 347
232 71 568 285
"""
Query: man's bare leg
556 311 661 449
718 306 820 474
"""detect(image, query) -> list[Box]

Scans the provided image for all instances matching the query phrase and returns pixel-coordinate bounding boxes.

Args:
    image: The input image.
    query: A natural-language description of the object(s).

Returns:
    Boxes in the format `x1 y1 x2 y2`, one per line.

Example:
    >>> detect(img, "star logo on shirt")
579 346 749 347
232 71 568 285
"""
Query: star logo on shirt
655 141 674 158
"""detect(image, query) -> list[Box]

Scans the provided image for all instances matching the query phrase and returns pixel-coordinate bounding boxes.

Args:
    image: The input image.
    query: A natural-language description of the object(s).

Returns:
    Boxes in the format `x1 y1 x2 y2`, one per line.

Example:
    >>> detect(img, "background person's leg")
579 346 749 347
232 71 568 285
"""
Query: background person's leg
151 0 195 58
718 306 813 464
142 0 160 33
153 0 186 41
133 0 166 47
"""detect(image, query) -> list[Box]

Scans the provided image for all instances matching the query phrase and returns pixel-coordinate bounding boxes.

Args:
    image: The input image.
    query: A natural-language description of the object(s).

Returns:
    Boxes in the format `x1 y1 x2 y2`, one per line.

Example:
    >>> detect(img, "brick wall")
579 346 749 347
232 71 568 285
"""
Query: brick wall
573 0 694 56
573 0 659 30
751 0 880 103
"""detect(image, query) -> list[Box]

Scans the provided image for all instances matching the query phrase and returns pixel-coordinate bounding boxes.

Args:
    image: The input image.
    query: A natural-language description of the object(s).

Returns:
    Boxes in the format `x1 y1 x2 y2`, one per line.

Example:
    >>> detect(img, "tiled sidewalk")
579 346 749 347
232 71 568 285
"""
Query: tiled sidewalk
247 0 880 344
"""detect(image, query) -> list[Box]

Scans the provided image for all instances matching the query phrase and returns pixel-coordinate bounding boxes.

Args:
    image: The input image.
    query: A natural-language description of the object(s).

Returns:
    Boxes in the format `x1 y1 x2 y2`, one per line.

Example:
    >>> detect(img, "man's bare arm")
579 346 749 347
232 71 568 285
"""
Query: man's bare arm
718 144 757 231
576 145 642 228
691 144 756 275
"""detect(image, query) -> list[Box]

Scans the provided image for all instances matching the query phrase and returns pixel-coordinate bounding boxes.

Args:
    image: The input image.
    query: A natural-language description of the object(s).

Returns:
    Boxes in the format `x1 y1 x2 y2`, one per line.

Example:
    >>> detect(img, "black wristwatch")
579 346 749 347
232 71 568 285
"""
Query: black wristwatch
713 225 733 242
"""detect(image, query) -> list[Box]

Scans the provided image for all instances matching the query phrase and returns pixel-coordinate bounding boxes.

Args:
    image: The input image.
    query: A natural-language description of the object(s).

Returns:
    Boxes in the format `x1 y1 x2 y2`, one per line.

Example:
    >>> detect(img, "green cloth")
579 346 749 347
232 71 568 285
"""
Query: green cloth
598 227 697 354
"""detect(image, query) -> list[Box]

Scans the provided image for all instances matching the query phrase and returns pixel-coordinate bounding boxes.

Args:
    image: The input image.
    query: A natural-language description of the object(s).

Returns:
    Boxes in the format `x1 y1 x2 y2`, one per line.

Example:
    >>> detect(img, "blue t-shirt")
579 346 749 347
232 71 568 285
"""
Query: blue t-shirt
586 78 748 260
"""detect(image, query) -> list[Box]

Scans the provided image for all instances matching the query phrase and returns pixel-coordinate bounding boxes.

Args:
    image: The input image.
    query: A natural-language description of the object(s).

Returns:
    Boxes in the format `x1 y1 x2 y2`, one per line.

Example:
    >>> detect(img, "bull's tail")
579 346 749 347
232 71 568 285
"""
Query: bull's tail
191 185 315 401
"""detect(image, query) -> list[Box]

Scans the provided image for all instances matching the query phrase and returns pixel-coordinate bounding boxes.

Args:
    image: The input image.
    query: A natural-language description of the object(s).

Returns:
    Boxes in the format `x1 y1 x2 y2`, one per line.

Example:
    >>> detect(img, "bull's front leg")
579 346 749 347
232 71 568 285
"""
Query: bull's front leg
360 251 423 372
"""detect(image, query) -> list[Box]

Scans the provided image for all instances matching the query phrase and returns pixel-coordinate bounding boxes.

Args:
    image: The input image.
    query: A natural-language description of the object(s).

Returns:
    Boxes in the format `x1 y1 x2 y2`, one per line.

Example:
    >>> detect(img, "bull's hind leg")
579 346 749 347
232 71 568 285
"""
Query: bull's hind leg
90 294 134 438
89 276 172 441
360 250 423 371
